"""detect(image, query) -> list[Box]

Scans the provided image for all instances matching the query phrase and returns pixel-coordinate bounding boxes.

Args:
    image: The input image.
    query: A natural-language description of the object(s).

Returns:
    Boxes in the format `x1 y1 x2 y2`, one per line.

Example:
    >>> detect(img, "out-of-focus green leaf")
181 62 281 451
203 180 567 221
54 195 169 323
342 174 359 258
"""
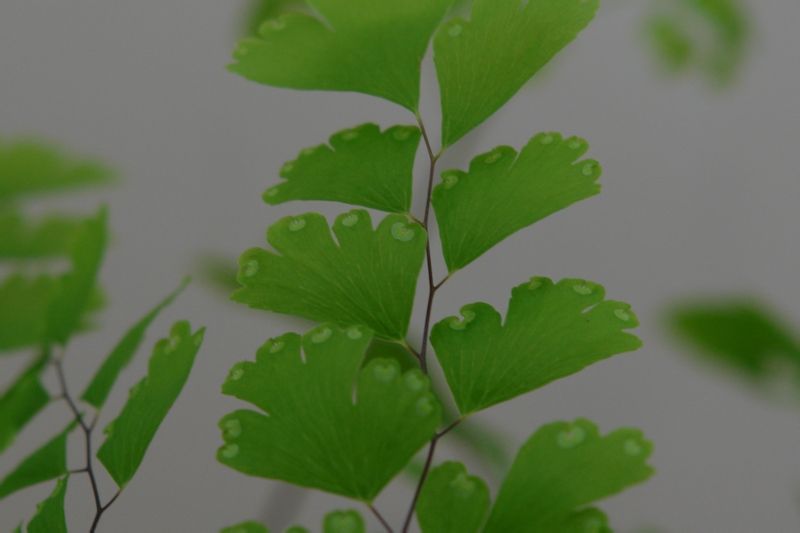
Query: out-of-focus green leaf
323 510 365 533
233 211 426 340
97 321 205 488
0 274 60 352
81 278 190 408
0 421 75 499
27 476 69 533
0 139 112 203
646 0 749 86
0 356 50 453
484 419 653 532
230 0 453 111
263 123 420 213
670 300 800 379
243 0 306 36
46 207 108 346
0 210 84 259
432 133 602 272
431 277 641 415
221 521 269 533
434 0 599 146
218 325 440 501
417 461 490 533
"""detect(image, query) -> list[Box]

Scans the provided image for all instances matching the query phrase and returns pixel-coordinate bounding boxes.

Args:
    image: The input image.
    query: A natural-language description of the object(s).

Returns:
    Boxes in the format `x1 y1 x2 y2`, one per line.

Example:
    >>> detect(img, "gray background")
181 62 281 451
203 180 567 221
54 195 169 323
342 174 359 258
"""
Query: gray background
1 0 799 531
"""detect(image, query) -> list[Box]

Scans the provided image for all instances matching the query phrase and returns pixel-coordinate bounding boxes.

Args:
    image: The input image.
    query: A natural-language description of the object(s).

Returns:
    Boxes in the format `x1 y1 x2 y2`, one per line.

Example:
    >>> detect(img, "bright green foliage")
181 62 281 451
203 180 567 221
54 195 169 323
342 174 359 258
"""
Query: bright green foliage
562 508 612 533
230 0 453 111
27 476 69 533
0 275 60 352
46 207 108 346
243 0 305 36
0 139 112 203
264 123 420 213
221 521 269 533
431 277 641 414
646 0 749 85
417 461 490 533
218 325 441 501
97 321 205 487
432 133 601 272
286 527 309 533
0 368 49 453
0 421 75 499
323 510 365 533
671 300 800 380
0 210 83 259
81 278 190 408
363 337 418 372
484 419 653 532
434 0 599 146
233 211 426 340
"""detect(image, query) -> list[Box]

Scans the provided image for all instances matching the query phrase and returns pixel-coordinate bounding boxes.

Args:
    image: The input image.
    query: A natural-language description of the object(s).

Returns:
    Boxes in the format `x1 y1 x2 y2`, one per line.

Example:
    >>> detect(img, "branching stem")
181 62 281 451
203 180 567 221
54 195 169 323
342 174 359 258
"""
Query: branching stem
53 354 120 533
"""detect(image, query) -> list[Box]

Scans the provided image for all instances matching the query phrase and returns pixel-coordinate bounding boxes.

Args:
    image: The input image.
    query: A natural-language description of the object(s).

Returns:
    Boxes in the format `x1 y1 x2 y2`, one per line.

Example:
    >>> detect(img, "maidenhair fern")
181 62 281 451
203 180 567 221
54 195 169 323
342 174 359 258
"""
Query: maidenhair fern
0 142 204 531
220 1 654 531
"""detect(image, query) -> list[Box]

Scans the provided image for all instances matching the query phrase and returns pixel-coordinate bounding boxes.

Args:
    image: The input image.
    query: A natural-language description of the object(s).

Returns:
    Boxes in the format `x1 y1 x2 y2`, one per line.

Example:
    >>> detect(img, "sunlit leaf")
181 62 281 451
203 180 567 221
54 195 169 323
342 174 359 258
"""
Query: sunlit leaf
484 419 653 532
0 421 75 499
670 300 800 380
97 321 205 487
417 461 490 533
0 210 83 259
221 521 269 533
0 139 112 203
264 123 420 213
432 133 601 272
0 357 50 453
434 0 599 146
218 324 441 501
431 277 641 414
27 476 68 533
230 0 453 111
81 278 190 408
233 210 426 340
46 207 108 346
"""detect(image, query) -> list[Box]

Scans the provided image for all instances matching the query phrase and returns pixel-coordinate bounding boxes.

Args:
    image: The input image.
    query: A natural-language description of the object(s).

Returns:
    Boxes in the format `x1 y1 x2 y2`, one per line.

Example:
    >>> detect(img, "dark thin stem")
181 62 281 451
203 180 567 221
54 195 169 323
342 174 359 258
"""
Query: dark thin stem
53 355 119 533
368 504 394 533
401 116 446 533
436 418 463 439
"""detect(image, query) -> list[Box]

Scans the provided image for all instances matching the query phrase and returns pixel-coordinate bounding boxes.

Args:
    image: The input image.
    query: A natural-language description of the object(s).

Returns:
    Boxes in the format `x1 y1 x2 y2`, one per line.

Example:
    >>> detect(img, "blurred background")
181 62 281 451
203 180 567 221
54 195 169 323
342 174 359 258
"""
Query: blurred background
1 0 799 531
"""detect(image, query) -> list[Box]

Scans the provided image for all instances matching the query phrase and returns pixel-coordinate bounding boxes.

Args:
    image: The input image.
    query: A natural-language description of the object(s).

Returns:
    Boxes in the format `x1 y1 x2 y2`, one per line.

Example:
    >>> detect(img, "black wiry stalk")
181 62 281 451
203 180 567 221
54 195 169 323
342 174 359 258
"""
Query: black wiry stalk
53 355 121 532
400 116 448 533
369 504 394 533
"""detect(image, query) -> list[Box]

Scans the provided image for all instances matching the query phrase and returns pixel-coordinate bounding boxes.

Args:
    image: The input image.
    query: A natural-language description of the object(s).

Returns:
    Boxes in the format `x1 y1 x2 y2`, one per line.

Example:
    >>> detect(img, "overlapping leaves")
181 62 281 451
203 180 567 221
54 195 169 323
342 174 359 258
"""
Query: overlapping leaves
431 277 641 414
218 325 441 501
432 132 602 272
233 210 426 340
264 123 420 213
230 0 453 111
222 509 366 533
434 0 599 146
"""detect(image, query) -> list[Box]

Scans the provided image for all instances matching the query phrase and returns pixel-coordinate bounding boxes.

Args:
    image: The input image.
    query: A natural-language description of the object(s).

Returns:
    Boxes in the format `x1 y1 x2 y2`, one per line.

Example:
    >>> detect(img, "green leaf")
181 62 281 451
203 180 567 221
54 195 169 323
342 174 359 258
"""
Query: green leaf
0 359 50 453
286 527 309 533
484 419 653 532
562 508 612 533
27 476 69 533
97 321 205 487
243 0 305 36
323 510 365 533
233 210 426 340
221 521 269 533
670 300 800 379
432 133 601 272
0 210 83 259
434 0 599 146
264 123 420 213
0 421 75 499
46 207 108 346
0 274 60 352
229 0 453 111
218 324 441 501
417 461 490 533
81 278 190 408
431 277 641 415
0 139 112 203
